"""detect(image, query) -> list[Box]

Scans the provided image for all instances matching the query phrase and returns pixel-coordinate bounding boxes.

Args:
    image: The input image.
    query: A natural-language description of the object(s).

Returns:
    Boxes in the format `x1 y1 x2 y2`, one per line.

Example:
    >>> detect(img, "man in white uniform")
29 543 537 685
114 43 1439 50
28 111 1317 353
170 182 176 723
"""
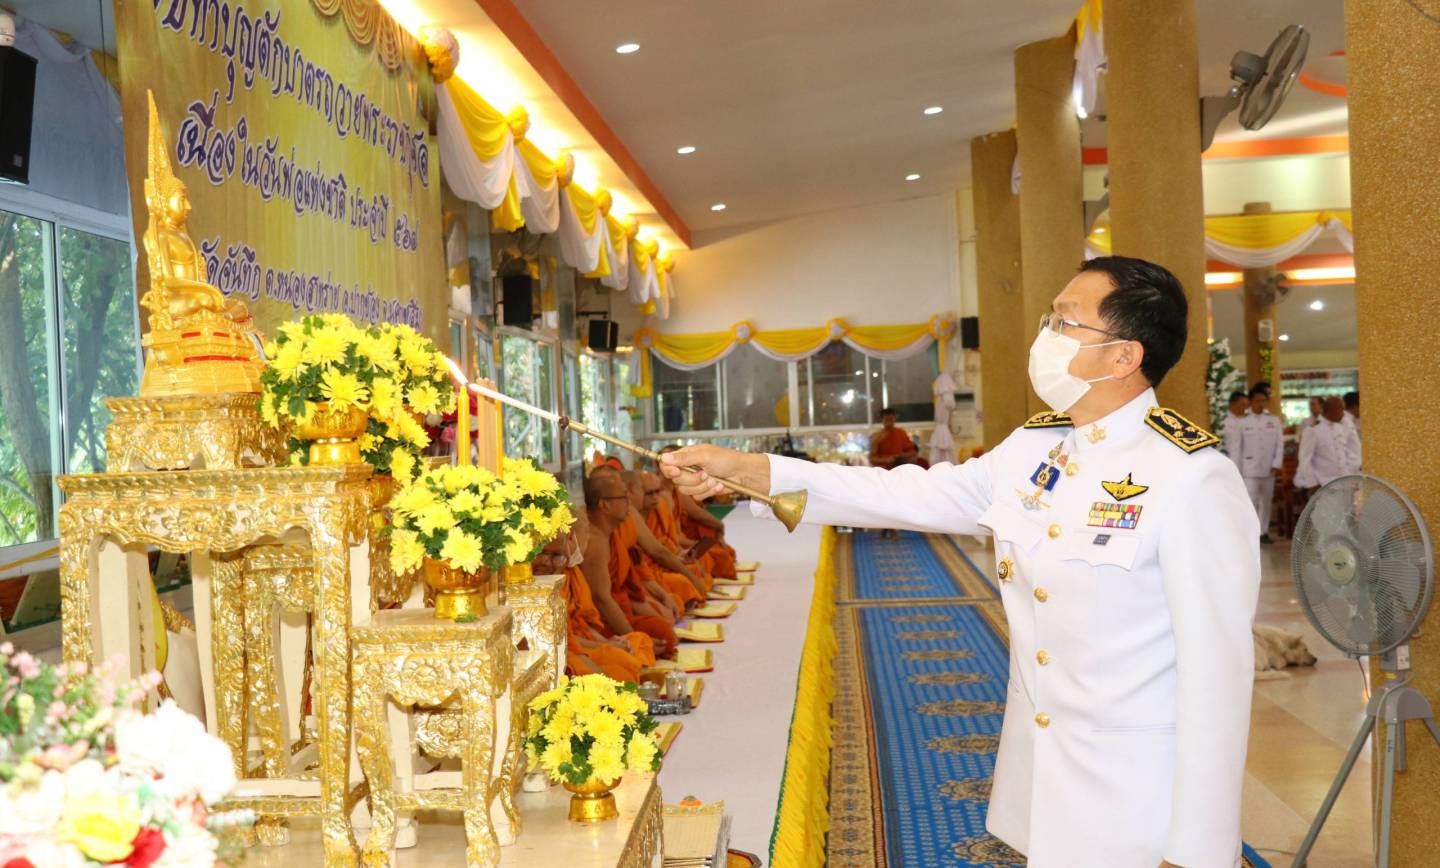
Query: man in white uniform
1294 396 1362 490
662 257 1260 868
1230 385 1284 544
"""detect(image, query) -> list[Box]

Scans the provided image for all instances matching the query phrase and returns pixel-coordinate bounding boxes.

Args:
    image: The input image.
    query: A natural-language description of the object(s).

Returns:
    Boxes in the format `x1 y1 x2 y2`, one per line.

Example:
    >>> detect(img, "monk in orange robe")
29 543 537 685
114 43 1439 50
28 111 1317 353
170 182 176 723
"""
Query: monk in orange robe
641 471 714 593
658 446 738 578
620 470 707 606
534 523 653 682
584 468 679 657
870 407 921 468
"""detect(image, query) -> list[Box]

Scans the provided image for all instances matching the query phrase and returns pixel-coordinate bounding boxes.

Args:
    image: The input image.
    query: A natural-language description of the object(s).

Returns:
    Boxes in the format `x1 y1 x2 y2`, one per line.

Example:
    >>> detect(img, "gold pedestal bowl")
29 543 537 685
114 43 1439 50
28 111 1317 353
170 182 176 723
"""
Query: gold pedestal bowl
563 777 620 822
422 558 491 621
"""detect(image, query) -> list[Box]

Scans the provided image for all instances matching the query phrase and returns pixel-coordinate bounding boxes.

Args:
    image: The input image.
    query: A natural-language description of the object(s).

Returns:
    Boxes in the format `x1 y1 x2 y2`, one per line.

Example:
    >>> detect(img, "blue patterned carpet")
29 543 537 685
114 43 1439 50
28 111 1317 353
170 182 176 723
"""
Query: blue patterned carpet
826 529 1270 868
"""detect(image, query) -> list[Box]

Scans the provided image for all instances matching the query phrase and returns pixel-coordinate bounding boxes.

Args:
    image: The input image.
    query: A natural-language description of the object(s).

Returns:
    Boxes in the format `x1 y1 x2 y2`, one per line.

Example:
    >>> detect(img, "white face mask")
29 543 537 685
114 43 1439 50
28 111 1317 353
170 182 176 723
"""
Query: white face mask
1027 329 1126 413
565 534 585 568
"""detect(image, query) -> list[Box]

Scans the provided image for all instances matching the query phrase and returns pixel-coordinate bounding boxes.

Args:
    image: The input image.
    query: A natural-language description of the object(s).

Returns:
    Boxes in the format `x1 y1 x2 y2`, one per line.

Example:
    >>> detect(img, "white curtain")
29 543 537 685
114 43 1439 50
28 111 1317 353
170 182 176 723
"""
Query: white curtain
436 85 515 211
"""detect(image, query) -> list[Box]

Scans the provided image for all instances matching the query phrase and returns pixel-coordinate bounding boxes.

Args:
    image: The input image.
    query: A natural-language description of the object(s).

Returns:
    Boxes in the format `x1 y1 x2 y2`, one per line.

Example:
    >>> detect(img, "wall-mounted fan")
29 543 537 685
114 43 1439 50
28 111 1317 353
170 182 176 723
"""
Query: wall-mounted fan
1289 475 1437 868
1201 24 1311 151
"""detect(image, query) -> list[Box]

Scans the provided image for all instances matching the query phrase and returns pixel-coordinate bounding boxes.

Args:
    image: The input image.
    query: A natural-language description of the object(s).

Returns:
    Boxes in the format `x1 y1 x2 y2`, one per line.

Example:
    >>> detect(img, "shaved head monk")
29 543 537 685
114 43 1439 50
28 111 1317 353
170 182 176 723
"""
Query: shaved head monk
583 467 679 657
620 469 707 605
641 470 715 592
535 513 654 683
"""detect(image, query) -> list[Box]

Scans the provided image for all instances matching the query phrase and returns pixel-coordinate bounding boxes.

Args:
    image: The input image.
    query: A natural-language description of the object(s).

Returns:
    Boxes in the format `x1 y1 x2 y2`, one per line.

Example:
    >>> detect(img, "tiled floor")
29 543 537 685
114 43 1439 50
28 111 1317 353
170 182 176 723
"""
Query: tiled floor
1243 538 1374 868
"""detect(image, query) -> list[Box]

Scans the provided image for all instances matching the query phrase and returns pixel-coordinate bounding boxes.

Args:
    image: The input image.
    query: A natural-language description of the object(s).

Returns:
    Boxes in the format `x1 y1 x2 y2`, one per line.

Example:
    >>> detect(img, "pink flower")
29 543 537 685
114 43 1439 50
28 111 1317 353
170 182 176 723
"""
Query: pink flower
10 652 39 680
0 641 13 655
45 701 67 726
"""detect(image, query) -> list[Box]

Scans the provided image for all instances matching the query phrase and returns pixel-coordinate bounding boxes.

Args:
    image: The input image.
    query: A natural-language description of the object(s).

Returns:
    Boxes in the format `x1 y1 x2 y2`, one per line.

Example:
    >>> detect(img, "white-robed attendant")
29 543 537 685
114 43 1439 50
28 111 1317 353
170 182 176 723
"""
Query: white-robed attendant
1294 396 1362 489
663 257 1260 868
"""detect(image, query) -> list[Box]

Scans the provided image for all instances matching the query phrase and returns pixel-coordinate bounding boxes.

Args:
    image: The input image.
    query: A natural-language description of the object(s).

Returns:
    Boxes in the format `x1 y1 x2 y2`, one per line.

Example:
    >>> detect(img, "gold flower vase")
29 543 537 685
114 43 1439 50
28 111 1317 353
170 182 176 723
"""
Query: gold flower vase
502 562 534 584
423 557 490 620
563 777 620 822
293 402 368 465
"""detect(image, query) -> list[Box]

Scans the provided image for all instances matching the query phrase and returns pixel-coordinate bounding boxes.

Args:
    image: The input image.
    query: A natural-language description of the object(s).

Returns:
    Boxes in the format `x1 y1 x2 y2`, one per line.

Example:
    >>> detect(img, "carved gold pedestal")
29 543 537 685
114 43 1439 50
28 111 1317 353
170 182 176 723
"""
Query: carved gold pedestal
508 574 566 692
352 607 514 868
57 465 373 867
104 394 286 472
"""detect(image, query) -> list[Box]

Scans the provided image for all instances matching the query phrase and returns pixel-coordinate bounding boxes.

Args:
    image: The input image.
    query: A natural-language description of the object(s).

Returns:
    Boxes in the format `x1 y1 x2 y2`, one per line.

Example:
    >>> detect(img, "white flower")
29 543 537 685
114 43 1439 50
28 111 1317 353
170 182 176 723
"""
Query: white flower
154 820 220 867
115 700 237 804
60 758 108 796
15 839 88 868
0 769 65 835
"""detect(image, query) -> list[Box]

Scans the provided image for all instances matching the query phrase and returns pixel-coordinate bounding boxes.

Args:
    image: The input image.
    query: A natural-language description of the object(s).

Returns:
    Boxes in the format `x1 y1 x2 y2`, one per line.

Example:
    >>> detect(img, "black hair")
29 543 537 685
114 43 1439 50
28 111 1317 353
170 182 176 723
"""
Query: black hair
880 407 896 417
1248 384 1269 400
1079 256 1188 386
1229 391 1248 404
1343 391 1359 408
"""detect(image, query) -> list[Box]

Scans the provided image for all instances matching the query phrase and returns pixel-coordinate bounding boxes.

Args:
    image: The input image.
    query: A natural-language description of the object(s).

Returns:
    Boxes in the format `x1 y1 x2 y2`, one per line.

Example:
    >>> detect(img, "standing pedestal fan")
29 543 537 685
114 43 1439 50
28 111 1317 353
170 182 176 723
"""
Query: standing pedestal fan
1290 475 1436 868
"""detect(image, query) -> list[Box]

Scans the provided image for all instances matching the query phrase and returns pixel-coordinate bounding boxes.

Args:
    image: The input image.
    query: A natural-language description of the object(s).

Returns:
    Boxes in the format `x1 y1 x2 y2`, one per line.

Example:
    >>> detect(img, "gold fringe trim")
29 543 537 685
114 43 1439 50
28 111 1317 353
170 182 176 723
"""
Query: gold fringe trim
770 527 839 868
309 0 408 71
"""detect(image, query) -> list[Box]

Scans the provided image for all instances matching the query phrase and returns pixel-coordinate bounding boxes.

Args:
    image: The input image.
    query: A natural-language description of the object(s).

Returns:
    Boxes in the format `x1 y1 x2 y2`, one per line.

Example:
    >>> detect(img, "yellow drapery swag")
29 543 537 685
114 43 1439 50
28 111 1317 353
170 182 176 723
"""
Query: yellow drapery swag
1087 209 1353 256
769 526 839 868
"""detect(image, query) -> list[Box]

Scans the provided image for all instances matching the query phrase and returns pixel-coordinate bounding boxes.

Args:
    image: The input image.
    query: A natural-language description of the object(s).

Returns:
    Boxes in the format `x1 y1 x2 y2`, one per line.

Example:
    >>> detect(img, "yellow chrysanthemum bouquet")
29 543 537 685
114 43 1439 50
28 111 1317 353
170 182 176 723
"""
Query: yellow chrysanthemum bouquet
526 674 661 796
258 313 454 479
387 458 576 576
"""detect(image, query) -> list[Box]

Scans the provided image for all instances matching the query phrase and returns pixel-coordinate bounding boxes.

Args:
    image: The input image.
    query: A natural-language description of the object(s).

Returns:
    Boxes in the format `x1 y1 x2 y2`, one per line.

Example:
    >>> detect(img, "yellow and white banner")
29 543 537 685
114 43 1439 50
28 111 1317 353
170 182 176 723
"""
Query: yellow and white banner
117 0 448 341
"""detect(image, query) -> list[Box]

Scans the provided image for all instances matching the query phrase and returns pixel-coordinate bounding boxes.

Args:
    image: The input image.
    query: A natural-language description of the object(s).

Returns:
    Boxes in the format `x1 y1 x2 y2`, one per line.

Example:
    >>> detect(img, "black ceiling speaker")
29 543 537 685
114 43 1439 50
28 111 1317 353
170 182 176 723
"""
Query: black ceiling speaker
0 46 38 185
501 273 535 328
588 319 619 353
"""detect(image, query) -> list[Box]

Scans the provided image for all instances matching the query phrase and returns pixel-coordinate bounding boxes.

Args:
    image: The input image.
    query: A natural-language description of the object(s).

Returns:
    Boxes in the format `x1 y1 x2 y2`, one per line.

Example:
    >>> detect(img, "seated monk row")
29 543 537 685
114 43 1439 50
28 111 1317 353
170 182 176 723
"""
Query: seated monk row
581 466 685 659
620 469 709 605
533 514 655 684
657 446 739 579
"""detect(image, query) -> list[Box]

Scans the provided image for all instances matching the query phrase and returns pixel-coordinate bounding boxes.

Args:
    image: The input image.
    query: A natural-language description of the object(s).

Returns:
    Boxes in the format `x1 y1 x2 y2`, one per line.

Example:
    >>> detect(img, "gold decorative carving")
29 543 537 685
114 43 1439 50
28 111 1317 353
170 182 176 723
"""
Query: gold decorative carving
57 464 372 866
508 575 566 691
351 608 514 867
139 91 265 397
104 394 286 472
618 779 665 868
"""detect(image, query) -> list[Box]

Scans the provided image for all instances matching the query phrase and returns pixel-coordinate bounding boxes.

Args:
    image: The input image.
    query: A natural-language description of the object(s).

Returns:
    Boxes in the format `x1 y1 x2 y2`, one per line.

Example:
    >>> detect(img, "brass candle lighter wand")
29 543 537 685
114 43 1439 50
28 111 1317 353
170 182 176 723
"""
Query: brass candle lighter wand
462 381 808 533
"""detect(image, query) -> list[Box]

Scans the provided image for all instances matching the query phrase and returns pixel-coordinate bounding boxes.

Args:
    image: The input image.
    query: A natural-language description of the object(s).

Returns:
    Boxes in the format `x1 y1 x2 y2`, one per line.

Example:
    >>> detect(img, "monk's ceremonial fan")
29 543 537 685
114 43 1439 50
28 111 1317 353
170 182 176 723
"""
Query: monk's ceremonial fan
1290 475 1436 868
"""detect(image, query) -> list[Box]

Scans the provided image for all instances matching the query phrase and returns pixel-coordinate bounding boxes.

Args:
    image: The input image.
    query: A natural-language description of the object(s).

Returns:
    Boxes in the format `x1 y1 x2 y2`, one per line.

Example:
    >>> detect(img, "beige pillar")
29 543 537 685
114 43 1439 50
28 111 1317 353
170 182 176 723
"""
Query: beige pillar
1015 30 1085 417
1347 2 1440 859
970 131 1028 448
1240 202 1282 413
1104 0 1208 423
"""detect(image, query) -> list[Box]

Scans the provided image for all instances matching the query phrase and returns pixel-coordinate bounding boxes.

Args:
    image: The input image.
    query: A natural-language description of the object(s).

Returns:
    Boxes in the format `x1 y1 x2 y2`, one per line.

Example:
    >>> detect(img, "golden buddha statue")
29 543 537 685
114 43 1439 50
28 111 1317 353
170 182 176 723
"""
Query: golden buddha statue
139 90 265 396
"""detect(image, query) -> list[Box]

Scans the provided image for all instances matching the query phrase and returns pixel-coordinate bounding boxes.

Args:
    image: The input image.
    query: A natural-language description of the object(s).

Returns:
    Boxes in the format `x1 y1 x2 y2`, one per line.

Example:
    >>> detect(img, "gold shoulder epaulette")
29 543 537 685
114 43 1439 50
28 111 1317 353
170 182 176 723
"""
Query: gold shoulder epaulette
1145 407 1219 453
1024 411 1073 429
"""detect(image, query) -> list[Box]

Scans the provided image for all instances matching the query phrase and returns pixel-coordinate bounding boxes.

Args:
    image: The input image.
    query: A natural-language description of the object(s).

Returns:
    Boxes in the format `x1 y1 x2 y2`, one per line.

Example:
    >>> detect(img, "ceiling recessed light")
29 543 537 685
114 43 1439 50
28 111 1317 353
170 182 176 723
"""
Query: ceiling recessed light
676 146 696 155
710 203 726 212
923 106 944 116
905 173 921 181
1309 299 1325 311
615 42 640 54
1279 334 1291 342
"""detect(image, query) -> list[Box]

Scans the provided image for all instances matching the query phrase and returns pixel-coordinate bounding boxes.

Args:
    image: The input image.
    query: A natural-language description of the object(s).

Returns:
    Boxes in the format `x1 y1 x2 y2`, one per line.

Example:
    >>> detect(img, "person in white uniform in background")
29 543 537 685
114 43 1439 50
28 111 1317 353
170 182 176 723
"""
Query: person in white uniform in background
1344 390 1361 437
1220 391 1248 457
663 256 1260 868
1294 396 1362 490
1231 384 1284 545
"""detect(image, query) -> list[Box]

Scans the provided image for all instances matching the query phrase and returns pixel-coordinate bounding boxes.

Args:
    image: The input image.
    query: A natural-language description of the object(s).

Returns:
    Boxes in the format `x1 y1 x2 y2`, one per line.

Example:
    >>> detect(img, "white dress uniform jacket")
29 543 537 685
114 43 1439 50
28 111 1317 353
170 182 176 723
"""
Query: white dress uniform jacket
1293 417 1362 488
1231 411 1284 479
754 389 1260 867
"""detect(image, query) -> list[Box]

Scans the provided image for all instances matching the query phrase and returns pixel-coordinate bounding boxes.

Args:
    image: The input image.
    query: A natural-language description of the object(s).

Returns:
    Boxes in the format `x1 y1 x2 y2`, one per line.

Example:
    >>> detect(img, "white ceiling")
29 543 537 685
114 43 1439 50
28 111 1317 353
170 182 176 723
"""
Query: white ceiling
1210 281 1356 360
512 0 1348 240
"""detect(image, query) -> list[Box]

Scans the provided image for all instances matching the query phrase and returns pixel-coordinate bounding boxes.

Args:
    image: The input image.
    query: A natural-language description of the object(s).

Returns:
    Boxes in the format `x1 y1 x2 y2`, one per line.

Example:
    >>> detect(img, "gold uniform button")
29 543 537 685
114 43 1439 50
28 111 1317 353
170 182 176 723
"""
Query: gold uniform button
1036 650 1051 666
1065 462 1079 477
1047 523 1062 539
1034 587 1048 602
1035 712 1051 728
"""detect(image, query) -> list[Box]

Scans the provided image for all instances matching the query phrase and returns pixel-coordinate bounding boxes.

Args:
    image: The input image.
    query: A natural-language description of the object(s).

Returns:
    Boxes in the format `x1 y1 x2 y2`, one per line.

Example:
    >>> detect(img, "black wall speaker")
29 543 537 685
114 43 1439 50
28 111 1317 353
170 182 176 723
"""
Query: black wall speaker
587 319 619 353
500 274 535 328
0 47 37 185
960 316 980 350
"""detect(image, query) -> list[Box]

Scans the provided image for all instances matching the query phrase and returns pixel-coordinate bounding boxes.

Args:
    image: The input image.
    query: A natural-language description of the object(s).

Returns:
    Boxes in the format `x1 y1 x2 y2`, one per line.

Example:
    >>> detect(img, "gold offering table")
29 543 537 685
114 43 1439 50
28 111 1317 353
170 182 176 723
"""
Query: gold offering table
508 573 567 691
57 464 373 866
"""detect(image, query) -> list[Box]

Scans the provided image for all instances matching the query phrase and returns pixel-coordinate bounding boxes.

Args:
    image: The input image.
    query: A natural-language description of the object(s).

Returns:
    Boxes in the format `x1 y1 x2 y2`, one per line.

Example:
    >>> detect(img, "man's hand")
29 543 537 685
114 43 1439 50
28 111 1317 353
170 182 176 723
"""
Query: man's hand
659 445 770 501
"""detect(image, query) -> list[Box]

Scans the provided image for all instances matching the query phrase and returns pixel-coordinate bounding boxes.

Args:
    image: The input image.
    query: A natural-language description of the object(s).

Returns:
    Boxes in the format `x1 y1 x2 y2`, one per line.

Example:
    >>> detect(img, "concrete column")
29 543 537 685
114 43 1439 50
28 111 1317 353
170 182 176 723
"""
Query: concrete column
1104 0 1208 423
970 131 1028 448
1347 2 1440 859
1015 30 1085 417
1240 202 1282 413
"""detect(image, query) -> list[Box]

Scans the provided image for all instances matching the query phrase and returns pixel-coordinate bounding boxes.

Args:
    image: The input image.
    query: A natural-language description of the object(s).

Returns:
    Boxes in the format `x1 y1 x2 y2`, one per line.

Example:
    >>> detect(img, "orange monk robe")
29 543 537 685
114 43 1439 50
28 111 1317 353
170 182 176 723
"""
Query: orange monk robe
563 567 650 682
609 518 679 657
873 427 916 462
674 489 738 578
633 551 703 608
646 500 714 593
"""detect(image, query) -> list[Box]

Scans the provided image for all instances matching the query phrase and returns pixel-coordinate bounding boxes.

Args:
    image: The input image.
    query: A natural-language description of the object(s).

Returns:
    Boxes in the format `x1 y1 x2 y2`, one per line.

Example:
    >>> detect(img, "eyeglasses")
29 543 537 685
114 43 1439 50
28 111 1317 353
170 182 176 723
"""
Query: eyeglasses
601 495 630 503
1038 312 1124 340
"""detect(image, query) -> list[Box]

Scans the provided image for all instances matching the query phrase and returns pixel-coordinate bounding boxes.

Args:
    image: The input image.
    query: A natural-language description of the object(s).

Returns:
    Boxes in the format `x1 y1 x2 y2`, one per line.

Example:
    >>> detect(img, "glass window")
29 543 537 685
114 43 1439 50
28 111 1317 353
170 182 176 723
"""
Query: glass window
721 345 789 430
802 342 871 427
652 357 719 433
448 318 466 371
613 356 634 451
879 345 939 423
59 227 139 474
561 348 581 464
473 326 494 382
499 333 557 465
0 211 60 545
579 352 609 459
